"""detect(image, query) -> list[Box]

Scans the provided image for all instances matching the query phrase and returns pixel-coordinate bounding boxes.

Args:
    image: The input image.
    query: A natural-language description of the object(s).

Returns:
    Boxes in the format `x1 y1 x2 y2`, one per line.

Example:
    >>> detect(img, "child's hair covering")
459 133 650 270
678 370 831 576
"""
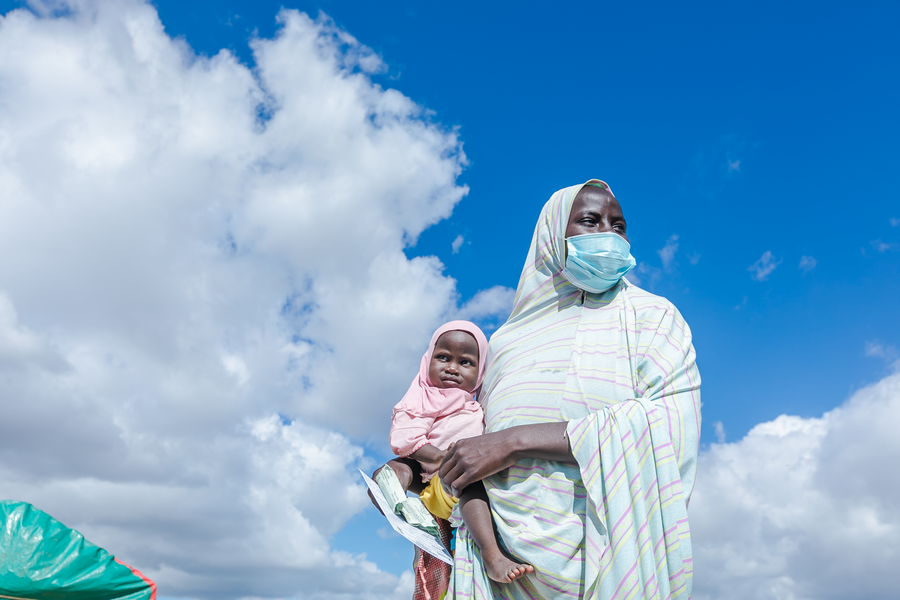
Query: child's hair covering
392 320 489 419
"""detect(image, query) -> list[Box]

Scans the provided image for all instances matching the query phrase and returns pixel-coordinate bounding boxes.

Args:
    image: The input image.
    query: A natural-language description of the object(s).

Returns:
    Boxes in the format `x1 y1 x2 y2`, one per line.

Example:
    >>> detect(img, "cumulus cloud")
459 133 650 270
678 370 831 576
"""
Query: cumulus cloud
451 234 465 254
747 250 782 281
0 1 506 597
454 285 515 330
657 234 679 271
691 372 900 600
798 255 817 274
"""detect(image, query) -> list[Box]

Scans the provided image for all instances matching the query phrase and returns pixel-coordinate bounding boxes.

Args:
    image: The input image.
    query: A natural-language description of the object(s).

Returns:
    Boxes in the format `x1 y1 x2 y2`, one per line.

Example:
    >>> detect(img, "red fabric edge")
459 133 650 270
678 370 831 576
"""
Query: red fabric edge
114 558 158 600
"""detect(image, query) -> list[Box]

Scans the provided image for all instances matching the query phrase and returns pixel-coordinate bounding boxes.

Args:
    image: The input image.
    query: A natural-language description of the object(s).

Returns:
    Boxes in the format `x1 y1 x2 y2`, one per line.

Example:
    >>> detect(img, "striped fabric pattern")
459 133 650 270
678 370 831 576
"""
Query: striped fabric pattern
448 181 701 599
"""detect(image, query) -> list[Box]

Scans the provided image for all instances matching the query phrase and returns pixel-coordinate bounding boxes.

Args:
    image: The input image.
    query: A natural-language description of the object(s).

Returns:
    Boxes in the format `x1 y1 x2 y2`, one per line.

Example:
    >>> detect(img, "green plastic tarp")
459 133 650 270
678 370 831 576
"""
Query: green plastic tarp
0 500 156 600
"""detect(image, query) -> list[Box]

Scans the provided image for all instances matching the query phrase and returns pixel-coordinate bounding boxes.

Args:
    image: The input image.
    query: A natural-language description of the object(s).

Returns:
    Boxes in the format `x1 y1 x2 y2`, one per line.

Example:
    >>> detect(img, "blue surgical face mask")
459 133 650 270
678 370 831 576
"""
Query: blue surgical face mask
562 232 636 294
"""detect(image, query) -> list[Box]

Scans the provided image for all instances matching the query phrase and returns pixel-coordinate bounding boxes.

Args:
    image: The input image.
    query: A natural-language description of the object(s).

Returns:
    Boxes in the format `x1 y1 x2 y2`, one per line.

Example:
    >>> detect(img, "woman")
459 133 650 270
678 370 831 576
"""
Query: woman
440 180 701 599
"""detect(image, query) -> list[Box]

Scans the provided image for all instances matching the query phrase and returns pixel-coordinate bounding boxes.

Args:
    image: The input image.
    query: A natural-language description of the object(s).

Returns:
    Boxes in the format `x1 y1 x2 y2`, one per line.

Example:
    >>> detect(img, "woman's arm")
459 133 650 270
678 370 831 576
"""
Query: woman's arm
438 421 573 497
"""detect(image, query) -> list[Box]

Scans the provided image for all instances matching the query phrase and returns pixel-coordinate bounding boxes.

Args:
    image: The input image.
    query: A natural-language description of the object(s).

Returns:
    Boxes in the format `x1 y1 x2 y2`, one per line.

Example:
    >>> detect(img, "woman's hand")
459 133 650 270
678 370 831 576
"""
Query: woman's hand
368 458 423 515
439 422 575 497
438 431 517 497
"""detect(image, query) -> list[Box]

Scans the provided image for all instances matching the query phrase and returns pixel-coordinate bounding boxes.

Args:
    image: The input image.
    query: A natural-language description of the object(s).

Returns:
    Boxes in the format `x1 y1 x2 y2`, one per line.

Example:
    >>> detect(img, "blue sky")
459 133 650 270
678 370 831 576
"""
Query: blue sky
141 0 900 436
0 1 898 598
140 0 900 432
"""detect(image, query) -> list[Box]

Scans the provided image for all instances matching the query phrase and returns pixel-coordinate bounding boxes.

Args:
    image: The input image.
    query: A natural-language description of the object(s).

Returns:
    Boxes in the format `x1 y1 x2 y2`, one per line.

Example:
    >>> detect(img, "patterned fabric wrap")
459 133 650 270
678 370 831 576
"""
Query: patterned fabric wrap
414 517 455 600
448 180 701 599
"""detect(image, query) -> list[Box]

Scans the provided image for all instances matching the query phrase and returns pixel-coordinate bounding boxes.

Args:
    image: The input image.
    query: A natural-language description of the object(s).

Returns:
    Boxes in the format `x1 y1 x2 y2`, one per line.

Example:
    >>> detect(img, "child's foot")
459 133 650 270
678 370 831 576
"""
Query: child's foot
483 550 534 584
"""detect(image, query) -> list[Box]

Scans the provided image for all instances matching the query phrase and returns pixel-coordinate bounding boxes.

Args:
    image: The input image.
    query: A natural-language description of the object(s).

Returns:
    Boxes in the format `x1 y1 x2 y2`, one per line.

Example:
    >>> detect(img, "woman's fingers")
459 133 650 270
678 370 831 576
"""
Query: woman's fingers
438 449 458 494
367 489 386 516
439 433 512 495
439 442 454 468
440 462 469 497
368 467 386 516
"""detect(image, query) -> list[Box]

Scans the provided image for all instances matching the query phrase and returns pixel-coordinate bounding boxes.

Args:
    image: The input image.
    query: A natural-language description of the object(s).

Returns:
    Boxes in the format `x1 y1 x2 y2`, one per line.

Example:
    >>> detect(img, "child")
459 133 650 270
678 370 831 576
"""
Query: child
388 320 533 584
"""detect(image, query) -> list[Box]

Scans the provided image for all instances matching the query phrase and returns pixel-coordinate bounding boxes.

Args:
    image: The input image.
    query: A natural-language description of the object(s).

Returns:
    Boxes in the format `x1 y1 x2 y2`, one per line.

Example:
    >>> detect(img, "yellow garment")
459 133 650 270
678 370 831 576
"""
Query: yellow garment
419 474 458 520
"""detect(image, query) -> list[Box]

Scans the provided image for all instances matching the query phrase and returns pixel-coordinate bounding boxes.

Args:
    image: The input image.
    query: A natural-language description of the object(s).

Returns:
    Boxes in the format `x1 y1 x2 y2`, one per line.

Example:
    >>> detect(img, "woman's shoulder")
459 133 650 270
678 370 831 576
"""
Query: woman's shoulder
620 279 679 314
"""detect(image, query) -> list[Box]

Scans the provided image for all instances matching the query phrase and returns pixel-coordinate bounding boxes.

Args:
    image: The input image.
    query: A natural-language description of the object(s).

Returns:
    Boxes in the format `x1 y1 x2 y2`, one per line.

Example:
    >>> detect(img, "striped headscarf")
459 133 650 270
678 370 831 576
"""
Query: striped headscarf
506 179 614 322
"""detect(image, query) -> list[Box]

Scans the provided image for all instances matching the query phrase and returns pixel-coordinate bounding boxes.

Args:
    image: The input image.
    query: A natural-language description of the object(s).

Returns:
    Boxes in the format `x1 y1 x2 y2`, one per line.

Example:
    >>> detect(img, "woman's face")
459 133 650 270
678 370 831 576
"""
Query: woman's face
565 187 628 242
428 330 480 392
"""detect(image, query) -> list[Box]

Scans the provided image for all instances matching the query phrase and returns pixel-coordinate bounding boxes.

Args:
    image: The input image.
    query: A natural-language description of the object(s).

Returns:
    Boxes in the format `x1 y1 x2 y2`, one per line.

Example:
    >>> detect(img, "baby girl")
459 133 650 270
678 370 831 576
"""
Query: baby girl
387 320 533 584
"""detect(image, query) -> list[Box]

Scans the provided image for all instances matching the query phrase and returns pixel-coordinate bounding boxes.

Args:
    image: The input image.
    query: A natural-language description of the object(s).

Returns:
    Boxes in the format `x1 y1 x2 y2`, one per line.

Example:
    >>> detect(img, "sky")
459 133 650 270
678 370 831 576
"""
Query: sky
0 0 897 599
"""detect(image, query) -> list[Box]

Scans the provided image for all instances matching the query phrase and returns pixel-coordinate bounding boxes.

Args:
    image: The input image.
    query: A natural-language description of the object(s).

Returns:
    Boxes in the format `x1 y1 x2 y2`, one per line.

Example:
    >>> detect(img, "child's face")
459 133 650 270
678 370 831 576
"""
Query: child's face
428 330 480 392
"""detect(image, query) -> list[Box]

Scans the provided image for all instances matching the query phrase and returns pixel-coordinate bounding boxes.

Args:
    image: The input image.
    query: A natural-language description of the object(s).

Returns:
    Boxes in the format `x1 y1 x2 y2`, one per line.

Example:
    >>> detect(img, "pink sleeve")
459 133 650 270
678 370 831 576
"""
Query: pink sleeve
389 410 433 457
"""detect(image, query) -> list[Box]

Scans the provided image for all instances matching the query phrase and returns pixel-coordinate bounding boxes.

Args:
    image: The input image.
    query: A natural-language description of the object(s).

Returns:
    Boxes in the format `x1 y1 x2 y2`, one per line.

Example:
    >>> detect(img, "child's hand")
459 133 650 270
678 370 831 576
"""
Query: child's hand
417 452 446 474
410 444 446 474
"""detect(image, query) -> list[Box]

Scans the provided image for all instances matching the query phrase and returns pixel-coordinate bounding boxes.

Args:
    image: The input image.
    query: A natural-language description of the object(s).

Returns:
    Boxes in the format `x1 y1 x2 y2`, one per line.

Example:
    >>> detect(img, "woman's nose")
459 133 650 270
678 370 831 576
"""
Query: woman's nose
446 362 459 373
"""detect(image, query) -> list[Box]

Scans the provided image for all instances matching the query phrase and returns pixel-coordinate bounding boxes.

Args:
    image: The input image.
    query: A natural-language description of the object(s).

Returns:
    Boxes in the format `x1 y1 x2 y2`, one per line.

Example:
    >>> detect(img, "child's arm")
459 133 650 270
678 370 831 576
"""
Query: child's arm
389 410 434 459
409 444 445 478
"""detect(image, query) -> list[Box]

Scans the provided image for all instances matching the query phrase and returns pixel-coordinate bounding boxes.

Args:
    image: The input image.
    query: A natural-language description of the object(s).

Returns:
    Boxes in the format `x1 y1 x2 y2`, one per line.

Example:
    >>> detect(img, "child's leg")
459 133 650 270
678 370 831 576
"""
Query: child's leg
382 457 426 494
459 481 533 584
369 458 426 516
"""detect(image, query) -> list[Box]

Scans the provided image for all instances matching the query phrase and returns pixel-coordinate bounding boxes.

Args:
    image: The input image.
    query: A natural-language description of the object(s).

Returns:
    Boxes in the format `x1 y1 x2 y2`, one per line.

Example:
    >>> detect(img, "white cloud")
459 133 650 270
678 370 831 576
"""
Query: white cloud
727 159 740 172
798 255 817 274
692 372 900 600
747 250 782 281
687 252 701 266
712 421 726 444
454 285 515 331
625 262 662 289
870 239 897 253
890 217 899 227
0 292 68 372
864 340 900 372
657 234 679 271
451 234 464 254
0 1 495 597
863 340 891 358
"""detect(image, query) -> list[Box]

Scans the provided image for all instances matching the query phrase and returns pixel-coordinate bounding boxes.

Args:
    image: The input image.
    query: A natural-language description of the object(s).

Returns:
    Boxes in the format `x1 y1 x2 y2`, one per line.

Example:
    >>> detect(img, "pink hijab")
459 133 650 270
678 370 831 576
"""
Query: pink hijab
392 320 489 419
